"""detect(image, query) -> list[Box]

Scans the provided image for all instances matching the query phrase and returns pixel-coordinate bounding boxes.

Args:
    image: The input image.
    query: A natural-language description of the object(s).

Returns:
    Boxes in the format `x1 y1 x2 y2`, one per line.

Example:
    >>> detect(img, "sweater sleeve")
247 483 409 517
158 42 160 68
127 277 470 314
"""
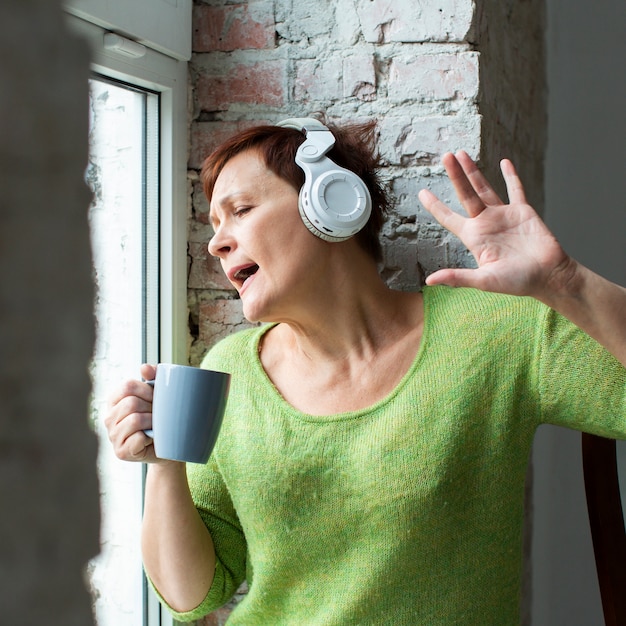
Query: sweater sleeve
537 306 626 438
155 338 250 622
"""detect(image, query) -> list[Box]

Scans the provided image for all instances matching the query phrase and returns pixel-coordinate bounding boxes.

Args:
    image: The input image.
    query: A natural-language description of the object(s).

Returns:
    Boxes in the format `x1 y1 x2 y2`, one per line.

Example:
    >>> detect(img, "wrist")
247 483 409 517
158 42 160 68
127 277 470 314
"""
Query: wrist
540 254 584 307
147 459 188 482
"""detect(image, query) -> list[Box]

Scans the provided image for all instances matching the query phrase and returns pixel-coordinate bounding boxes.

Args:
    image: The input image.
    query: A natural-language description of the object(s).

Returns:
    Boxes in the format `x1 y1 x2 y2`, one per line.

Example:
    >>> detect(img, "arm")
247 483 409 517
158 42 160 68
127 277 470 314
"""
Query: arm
105 365 216 612
142 463 216 612
418 151 626 367
539 260 626 367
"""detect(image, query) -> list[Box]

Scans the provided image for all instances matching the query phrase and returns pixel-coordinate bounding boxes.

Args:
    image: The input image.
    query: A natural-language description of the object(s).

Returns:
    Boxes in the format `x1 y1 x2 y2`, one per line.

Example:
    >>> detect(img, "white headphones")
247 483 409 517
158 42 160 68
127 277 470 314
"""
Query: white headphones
276 118 372 242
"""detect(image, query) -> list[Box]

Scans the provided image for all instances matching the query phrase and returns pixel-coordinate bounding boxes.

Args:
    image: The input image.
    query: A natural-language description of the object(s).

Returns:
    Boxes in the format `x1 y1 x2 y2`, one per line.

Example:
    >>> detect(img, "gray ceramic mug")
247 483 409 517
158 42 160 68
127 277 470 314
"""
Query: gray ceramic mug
144 364 230 464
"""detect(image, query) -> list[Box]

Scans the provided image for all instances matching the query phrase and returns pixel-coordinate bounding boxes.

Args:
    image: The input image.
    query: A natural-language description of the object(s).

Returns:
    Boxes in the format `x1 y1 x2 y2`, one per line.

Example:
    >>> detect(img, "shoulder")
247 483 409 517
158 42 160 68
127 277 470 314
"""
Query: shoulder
421 286 550 357
423 285 546 325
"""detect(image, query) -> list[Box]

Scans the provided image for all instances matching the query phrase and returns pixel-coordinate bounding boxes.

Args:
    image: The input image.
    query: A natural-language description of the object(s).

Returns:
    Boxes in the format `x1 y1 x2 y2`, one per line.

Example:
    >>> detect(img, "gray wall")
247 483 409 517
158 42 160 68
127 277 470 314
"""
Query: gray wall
544 0 626 286
532 0 626 623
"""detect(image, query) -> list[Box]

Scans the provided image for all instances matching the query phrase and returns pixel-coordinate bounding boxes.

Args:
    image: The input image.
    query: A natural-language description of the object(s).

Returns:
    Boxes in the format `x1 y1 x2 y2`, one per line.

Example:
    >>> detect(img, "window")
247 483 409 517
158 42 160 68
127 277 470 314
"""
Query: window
87 74 160 624
64 3 190 624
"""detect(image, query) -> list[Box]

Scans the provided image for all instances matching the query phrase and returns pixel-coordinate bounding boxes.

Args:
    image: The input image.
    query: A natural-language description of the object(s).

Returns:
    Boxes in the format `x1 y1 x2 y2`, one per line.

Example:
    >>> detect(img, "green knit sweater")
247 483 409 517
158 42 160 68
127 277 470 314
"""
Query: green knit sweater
161 286 625 625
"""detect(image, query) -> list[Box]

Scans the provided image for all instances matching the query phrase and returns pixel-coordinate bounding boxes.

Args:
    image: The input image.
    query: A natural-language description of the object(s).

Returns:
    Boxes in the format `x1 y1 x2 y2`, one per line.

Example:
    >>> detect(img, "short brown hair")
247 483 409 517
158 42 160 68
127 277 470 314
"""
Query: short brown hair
200 118 390 263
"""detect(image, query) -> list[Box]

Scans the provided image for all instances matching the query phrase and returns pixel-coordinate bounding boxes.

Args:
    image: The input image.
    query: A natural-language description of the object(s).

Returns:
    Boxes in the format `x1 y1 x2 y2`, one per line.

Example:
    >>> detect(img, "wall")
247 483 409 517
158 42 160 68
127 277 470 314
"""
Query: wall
473 0 546 211
0 1 100 624
531 0 626 624
187 0 545 623
544 0 626 287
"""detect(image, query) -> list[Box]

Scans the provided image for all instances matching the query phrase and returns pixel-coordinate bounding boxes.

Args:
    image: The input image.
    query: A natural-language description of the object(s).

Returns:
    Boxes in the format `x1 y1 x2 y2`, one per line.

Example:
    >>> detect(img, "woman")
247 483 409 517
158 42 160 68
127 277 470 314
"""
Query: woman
106 118 626 624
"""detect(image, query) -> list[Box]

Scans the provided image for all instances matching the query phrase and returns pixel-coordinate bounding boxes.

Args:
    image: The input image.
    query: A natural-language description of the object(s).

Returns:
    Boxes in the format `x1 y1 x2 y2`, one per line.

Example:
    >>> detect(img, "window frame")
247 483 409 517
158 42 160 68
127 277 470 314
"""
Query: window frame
65 0 191 62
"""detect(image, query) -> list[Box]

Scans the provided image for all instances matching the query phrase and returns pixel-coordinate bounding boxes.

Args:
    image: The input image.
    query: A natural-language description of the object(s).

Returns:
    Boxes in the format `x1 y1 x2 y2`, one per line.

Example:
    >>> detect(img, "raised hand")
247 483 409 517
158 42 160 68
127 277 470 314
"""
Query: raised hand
418 151 572 300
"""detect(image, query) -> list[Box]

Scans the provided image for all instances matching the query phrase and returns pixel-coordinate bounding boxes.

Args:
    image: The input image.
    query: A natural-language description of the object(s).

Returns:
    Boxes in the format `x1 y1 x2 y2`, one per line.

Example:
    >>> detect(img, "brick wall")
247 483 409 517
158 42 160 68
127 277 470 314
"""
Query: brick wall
187 0 544 621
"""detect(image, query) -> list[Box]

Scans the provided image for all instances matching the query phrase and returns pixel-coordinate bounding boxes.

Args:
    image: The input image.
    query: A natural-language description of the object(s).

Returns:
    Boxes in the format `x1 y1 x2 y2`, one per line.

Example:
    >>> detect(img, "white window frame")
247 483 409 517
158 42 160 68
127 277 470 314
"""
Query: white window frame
65 0 191 61
64 2 190 367
64 2 190 625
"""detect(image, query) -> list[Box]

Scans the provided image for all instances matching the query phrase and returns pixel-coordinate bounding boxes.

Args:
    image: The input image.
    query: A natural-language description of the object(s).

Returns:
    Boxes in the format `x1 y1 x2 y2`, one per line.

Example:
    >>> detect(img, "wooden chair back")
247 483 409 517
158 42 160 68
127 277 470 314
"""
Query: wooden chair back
582 434 626 626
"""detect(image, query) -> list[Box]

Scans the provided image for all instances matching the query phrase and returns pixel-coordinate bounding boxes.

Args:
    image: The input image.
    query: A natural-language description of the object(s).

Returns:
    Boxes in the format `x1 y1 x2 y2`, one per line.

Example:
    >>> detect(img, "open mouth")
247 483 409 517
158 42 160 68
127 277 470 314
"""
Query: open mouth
233 264 259 288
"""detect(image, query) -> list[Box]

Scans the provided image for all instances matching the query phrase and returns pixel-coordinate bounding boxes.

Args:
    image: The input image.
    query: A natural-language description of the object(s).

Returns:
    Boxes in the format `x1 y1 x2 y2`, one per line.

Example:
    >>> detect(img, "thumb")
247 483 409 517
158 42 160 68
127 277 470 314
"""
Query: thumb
140 363 157 382
425 267 480 289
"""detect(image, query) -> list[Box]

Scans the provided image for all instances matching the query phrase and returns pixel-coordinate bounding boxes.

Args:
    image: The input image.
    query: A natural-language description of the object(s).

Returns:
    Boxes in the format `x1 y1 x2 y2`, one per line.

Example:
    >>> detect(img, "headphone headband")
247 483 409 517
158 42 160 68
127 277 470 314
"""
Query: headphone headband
275 117 327 132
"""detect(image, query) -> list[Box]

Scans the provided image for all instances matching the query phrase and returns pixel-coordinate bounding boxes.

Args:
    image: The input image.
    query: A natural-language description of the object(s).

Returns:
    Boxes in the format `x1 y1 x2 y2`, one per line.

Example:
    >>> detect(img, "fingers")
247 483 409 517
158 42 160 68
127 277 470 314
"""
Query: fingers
105 367 157 463
421 153 528 221
108 373 154 408
500 159 528 204
106 392 154 459
116 426 155 462
443 151 503 217
140 362 157 383
106 393 153 432
418 188 464 237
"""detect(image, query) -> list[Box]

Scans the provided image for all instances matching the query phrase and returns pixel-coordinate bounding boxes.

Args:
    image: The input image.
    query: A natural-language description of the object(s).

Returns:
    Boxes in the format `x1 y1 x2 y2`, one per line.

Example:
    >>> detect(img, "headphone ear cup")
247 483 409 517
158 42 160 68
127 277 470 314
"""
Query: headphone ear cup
297 197 339 242
297 157 372 242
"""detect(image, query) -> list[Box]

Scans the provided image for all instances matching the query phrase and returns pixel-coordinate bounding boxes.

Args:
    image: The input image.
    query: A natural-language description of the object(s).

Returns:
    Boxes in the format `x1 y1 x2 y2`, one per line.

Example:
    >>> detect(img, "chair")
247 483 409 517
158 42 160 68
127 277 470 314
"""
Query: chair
582 433 626 626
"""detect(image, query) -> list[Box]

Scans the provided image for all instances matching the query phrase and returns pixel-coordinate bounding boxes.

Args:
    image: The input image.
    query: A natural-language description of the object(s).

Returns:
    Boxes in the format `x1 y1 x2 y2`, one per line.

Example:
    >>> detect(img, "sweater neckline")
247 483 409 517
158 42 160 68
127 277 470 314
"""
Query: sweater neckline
248 287 433 423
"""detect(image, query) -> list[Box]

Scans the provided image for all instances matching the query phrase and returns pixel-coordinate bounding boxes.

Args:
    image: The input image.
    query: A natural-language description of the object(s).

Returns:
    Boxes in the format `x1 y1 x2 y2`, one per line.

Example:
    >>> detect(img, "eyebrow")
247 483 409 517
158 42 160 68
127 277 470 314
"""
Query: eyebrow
208 191 247 227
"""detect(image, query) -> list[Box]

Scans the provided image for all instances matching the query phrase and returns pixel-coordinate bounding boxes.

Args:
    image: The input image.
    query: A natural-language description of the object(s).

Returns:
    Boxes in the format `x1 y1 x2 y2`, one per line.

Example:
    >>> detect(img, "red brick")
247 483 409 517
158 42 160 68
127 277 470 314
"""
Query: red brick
189 120 269 170
188 242 232 291
198 299 254 346
193 3 275 52
195 60 286 113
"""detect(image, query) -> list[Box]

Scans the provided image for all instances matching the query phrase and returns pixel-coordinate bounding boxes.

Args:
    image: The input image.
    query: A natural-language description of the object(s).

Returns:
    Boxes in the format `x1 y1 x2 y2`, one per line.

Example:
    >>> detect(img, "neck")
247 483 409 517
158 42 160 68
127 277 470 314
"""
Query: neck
264 249 422 363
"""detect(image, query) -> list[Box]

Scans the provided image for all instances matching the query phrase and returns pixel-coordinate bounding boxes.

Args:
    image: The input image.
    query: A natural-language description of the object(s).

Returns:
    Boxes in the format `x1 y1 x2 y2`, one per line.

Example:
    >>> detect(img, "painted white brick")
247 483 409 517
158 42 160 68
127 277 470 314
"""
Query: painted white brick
391 171 467 219
276 0 339 42
343 55 377 100
335 0 363 45
294 57 343 102
379 115 481 165
380 236 423 290
389 52 479 102
354 0 474 43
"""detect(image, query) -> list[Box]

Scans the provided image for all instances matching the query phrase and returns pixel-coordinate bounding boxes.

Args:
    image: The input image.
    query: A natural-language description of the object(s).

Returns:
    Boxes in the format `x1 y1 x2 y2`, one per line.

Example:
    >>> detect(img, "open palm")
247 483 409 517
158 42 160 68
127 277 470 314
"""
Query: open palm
418 151 569 299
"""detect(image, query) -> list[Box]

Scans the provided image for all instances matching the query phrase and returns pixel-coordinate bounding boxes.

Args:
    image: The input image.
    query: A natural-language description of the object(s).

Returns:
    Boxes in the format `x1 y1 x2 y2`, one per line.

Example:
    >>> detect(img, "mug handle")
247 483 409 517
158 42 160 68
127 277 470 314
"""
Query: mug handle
143 379 155 438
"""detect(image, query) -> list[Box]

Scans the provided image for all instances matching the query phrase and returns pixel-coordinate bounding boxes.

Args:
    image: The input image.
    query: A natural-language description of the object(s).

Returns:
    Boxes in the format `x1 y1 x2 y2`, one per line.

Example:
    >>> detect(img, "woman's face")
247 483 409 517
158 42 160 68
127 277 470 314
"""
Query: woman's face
208 149 327 323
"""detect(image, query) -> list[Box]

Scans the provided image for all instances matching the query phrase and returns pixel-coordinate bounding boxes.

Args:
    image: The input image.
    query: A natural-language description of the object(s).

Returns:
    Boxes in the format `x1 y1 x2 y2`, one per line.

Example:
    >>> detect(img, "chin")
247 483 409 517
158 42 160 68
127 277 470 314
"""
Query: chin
242 303 284 326
241 298 270 325
241 287 290 325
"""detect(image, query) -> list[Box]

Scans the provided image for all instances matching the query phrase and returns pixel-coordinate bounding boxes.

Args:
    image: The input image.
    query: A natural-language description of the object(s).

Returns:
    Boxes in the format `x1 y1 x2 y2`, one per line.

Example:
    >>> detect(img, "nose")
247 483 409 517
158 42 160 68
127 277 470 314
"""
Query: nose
207 223 234 258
